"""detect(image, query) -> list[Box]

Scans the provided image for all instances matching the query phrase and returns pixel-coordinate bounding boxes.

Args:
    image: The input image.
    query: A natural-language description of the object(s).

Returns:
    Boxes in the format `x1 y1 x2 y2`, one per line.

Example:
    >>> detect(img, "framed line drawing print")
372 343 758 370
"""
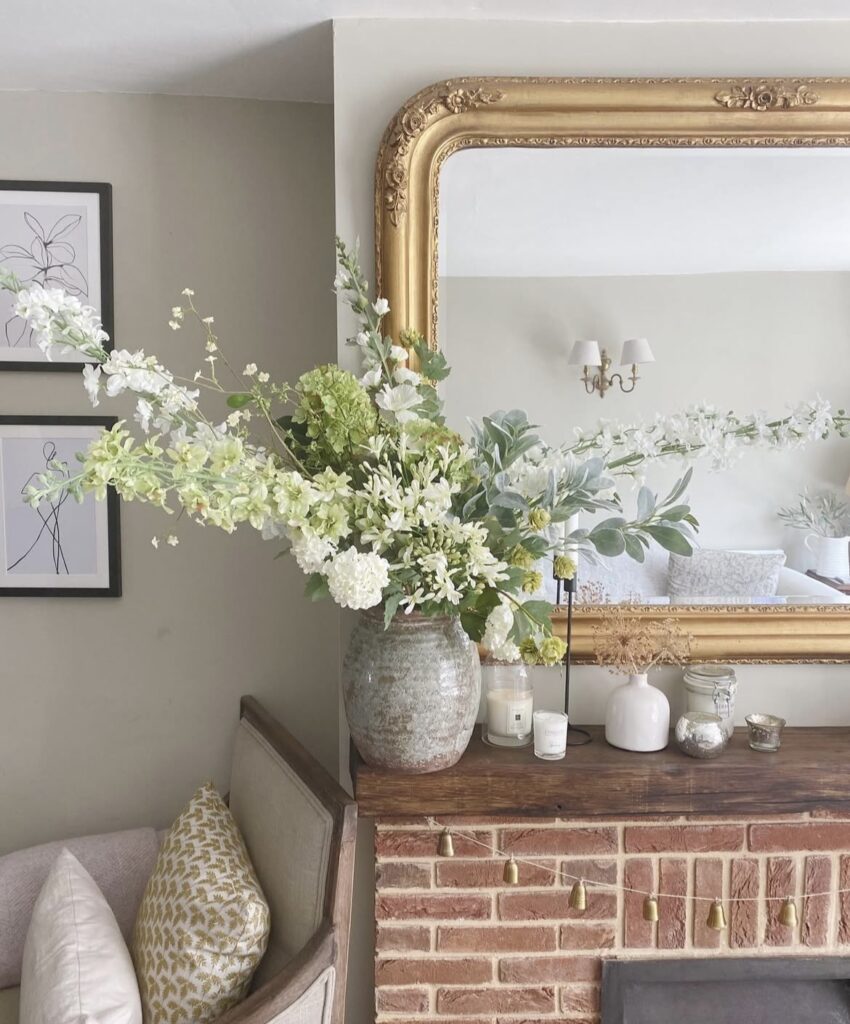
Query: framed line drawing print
0 181 113 371
0 416 121 596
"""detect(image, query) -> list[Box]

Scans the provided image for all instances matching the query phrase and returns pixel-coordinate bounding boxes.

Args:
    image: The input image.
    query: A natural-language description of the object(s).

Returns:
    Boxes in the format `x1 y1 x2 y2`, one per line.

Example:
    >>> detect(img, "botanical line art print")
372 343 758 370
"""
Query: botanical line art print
5 439 74 574
0 206 89 349
0 209 89 350
0 183 111 370
0 419 120 595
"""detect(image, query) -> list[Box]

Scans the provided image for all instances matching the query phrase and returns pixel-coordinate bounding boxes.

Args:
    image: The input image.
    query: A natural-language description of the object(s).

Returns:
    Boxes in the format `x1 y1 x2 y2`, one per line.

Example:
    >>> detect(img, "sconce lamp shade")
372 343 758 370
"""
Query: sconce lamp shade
569 339 602 366
620 338 654 366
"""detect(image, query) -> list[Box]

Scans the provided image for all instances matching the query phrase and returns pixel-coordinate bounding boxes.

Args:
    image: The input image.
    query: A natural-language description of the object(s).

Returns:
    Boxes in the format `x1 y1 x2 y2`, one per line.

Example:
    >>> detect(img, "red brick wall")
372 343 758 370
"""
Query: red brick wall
374 813 850 1023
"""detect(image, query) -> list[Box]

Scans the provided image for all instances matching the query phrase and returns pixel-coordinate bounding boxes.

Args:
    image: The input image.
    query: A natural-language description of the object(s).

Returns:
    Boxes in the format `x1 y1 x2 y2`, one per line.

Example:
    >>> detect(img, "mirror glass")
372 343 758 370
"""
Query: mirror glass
438 147 850 607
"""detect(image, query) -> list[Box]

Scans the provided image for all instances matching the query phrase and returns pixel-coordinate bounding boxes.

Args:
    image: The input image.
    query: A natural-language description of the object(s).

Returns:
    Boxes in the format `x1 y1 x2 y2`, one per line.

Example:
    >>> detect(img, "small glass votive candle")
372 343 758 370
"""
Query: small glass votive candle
533 711 568 760
746 713 786 752
484 659 533 747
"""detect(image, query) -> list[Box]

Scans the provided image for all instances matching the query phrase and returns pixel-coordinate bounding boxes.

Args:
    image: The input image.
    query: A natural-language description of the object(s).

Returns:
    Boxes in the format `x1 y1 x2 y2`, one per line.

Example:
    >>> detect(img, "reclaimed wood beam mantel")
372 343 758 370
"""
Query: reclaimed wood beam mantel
352 727 850 818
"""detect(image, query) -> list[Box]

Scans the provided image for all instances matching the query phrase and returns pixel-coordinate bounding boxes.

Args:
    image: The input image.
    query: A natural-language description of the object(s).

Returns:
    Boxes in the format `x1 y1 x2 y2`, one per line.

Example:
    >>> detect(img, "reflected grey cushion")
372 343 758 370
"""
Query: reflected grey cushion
0 828 160 989
668 549 786 599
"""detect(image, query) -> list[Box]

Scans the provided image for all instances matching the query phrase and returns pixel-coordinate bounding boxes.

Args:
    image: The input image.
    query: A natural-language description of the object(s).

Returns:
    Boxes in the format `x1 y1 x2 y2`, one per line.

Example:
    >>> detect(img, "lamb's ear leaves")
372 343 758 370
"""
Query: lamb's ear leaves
636 486 656 521
624 534 646 563
645 525 694 556
590 528 626 558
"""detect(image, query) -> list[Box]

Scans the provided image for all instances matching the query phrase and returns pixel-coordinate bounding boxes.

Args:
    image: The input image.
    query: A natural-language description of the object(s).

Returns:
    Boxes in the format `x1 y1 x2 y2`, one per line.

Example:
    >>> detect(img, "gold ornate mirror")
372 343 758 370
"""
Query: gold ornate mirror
375 77 850 663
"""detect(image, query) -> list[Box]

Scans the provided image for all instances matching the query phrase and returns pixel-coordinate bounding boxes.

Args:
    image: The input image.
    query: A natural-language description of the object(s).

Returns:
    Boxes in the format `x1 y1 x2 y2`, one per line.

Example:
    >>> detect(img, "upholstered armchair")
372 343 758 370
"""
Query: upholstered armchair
0 697 357 1024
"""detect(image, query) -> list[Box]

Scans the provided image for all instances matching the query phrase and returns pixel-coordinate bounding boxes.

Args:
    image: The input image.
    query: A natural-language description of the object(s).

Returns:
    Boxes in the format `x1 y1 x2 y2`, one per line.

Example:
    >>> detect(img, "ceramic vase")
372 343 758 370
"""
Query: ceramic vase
605 671 670 752
805 534 850 579
342 608 481 773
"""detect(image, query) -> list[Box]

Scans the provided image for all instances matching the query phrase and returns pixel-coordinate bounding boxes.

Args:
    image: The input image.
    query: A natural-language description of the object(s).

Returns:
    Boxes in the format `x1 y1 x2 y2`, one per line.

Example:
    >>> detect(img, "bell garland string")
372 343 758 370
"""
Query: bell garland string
427 818 846 933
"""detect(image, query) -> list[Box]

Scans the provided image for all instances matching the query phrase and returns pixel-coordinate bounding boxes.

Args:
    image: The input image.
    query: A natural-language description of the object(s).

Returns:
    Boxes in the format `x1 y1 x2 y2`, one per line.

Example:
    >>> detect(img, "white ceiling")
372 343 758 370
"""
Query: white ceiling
6 1 850 103
439 147 850 277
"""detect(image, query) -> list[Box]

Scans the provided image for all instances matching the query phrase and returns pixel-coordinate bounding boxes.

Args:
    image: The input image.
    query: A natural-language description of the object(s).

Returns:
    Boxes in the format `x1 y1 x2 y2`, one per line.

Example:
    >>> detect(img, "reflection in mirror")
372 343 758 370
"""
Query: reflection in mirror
438 148 850 607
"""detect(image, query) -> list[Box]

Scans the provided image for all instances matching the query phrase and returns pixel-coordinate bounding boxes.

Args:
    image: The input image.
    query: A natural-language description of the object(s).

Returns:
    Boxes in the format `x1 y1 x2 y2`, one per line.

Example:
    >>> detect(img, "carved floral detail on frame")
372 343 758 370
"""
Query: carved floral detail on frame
382 86 505 225
714 81 819 111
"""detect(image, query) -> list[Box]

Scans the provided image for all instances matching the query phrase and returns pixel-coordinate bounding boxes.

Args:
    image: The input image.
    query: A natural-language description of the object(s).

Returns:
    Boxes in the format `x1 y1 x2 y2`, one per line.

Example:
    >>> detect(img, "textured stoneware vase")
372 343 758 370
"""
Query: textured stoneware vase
343 609 481 773
604 671 670 752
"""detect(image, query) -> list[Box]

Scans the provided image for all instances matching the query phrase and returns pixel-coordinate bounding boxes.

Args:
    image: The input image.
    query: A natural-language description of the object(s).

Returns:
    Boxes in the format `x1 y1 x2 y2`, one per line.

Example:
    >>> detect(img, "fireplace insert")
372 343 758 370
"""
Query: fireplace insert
602 957 850 1023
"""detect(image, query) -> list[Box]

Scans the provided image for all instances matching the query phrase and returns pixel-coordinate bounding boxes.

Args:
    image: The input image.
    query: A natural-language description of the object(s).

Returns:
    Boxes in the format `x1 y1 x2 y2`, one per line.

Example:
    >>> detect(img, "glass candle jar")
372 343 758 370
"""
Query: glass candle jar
483 659 533 748
533 710 568 760
683 665 737 739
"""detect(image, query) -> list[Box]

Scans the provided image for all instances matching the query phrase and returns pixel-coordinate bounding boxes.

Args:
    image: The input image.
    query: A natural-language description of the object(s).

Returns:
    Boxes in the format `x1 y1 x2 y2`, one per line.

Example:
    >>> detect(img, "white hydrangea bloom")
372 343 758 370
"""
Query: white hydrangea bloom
482 602 520 664
326 548 390 610
289 529 335 574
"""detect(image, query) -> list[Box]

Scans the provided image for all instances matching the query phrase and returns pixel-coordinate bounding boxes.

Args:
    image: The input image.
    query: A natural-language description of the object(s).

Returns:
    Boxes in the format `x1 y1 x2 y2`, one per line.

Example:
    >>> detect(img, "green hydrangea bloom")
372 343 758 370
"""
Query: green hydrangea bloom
539 636 567 666
509 545 536 570
522 570 543 594
528 508 551 530
553 554 577 580
293 365 378 469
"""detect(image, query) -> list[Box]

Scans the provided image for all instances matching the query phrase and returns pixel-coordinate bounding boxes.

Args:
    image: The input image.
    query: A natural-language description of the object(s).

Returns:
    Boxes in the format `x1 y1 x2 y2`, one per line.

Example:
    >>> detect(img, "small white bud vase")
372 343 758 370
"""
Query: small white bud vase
605 672 670 752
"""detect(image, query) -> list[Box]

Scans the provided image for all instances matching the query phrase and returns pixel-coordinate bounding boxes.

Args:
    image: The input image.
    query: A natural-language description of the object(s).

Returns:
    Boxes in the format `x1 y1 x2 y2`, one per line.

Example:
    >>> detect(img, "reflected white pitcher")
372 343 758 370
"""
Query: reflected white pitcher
805 534 850 580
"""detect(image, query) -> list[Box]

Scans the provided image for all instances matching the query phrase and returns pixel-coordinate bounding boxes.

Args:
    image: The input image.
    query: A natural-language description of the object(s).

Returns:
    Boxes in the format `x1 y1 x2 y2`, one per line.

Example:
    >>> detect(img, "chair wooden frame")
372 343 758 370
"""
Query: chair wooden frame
215 697 357 1024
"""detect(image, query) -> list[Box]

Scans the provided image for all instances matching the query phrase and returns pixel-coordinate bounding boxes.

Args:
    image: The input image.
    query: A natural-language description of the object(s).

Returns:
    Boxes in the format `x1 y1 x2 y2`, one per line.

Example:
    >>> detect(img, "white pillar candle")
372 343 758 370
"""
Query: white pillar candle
565 512 580 559
533 710 568 760
486 687 533 743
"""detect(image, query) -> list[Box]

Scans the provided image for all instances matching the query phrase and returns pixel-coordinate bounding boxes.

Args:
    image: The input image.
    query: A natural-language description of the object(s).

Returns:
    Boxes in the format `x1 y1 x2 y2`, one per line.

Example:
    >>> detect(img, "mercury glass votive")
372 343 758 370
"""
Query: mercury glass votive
746 713 786 752
674 711 728 759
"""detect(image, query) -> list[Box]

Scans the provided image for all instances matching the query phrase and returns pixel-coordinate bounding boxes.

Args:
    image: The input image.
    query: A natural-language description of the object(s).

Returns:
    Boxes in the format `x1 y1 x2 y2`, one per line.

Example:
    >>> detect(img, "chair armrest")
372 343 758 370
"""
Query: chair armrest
0 827 160 988
213 925 337 1024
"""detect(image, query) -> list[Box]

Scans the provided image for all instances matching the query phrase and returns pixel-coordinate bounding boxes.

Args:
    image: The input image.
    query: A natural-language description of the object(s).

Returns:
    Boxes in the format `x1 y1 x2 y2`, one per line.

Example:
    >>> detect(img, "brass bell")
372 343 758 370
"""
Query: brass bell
438 828 454 858
778 897 799 929
569 879 587 912
706 899 727 931
503 857 519 885
643 894 659 923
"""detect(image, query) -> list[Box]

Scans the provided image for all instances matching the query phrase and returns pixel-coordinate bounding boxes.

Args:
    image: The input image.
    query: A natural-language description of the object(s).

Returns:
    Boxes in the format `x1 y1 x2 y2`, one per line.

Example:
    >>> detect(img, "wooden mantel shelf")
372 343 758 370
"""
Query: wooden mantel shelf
352 727 850 819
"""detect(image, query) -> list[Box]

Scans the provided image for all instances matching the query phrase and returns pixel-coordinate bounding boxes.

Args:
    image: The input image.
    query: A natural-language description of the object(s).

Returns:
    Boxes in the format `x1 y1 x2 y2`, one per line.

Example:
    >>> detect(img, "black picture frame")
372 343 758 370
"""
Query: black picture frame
0 180 113 372
0 415 121 597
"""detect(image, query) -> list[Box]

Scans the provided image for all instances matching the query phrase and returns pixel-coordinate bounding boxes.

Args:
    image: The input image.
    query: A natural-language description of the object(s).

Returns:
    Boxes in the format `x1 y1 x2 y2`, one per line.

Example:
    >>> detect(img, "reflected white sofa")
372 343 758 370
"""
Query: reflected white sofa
546 546 850 605
0 697 357 1024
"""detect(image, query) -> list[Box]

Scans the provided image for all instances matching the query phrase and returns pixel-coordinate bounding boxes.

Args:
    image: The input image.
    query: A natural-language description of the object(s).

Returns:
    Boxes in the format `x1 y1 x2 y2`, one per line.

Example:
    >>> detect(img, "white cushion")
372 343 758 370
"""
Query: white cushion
19 849 141 1024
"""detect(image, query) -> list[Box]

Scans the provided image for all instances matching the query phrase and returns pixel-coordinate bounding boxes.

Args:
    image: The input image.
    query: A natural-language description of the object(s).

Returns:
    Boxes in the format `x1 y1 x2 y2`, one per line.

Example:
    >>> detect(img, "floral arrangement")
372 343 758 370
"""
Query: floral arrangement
778 490 850 539
592 605 692 675
0 241 844 667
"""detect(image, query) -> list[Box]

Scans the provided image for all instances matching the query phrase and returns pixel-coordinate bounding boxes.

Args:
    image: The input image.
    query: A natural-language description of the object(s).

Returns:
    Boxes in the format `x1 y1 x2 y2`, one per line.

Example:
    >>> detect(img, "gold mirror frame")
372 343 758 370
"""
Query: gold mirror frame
375 76 850 663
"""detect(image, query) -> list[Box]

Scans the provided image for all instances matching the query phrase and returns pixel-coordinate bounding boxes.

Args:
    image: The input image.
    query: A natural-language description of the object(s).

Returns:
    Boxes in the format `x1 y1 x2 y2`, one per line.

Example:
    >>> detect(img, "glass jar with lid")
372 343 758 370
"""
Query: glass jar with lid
683 664 737 739
482 657 533 748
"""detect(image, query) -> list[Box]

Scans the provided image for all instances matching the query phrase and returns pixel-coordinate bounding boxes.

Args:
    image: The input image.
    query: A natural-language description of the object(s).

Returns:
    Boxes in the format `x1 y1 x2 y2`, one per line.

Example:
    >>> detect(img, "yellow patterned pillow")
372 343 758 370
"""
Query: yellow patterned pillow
132 783 270 1024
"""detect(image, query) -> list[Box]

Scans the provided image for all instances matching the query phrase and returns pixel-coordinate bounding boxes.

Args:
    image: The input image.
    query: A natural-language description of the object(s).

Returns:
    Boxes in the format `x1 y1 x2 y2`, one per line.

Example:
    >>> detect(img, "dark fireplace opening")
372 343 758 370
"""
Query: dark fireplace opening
602 957 850 1024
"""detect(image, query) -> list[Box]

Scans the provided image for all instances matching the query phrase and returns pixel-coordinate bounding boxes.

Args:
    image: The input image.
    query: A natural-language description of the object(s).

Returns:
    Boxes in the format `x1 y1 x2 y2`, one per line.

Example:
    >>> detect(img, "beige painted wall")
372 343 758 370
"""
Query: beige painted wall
0 92 340 855
332 17 850 1021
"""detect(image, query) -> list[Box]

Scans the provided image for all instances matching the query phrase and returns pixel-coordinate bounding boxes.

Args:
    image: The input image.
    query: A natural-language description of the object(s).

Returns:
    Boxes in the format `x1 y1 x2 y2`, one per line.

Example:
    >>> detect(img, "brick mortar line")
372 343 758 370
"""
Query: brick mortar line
375 814 818 829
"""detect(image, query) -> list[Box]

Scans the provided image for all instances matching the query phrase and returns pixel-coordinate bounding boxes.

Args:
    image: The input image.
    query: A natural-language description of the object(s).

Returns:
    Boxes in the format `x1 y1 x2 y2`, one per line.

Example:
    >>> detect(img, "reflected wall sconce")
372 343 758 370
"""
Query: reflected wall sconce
568 338 655 398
